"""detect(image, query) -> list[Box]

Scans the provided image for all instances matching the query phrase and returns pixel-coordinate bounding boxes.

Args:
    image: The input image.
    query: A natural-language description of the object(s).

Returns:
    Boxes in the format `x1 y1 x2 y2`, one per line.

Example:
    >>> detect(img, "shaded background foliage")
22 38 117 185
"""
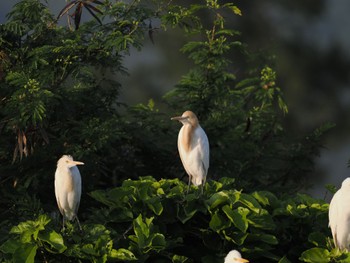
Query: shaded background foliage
0 0 345 262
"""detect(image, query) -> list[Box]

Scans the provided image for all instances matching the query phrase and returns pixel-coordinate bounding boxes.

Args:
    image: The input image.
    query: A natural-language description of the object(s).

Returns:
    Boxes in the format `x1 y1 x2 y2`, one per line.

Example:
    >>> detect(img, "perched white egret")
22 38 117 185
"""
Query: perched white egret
171 111 209 193
224 250 249 263
329 177 350 250
55 155 84 230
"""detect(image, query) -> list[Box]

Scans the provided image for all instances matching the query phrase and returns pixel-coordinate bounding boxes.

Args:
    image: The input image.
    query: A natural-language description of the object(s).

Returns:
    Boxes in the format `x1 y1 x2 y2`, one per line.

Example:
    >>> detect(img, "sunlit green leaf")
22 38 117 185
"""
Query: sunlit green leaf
110 248 136 260
206 191 230 209
300 248 330 263
251 191 279 208
38 230 66 253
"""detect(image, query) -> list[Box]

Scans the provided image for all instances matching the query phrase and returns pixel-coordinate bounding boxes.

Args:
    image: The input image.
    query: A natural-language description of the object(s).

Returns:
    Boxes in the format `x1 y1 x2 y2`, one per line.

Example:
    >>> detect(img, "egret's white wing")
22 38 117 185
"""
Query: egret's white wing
197 126 209 173
177 126 192 177
329 190 340 247
54 169 64 216
66 166 82 220
329 188 350 250
177 124 210 186
186 126 209 186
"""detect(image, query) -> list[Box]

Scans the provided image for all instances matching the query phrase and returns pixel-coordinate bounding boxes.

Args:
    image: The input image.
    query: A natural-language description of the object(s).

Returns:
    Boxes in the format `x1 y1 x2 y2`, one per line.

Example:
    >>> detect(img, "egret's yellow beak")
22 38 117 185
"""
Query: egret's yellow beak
171 116 188 121
235 258 249 263
72 161 84 166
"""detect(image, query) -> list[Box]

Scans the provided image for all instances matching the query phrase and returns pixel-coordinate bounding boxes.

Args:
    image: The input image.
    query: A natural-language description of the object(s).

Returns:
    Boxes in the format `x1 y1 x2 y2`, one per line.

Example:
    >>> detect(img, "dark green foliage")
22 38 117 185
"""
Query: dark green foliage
0 0 339 262
0 177 339 262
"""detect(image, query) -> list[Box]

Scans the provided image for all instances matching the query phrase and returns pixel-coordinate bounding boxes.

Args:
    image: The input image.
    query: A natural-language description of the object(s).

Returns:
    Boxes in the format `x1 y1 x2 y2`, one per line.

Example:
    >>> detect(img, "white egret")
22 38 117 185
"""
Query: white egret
329 177 350 250
224 250 249 263
55 155 84 230
171 110 209 193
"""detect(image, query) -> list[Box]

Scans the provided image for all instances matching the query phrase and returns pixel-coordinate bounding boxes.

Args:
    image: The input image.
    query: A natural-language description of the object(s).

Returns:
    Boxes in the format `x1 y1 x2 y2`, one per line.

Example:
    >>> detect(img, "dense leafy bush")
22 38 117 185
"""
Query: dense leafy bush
0 0 340 262
0 176 345 262
0 177 330 262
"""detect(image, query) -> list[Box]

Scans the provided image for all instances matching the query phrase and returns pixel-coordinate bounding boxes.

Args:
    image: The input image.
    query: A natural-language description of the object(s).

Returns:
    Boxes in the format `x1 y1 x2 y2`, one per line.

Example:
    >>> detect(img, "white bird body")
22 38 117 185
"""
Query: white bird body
171 111 209 189
329 177 350 250
55 155 84 230
224 250 249 263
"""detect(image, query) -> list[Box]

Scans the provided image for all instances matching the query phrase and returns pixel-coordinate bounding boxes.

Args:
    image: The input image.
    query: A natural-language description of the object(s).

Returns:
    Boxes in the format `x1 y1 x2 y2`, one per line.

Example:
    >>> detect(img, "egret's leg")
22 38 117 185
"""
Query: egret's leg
186 176 191 194
201 176 206 194
62 217 65 231
75 216 82 231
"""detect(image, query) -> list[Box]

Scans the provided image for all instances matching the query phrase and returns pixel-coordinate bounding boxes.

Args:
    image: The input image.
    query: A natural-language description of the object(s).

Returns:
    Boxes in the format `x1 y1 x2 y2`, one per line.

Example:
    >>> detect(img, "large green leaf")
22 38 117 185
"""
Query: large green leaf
238 193 262 213
248 233 278 245
206 191 230 209
10 215 50 243
0 239 21 254
13 243 37 263
300 248 330 263
247 210 275 230
230 231 248 245
133 214 150 247
251 191 279 208
151 233 166 250
146 196 163 216
129 214 165 253
209 211 230 232
222 205 248 233
38 230 66 253
177 199 199 224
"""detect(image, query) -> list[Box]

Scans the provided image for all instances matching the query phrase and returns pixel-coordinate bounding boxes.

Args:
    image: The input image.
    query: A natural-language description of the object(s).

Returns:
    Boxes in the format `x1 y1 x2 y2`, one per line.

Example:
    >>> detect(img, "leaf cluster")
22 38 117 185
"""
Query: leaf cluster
0 177 337 262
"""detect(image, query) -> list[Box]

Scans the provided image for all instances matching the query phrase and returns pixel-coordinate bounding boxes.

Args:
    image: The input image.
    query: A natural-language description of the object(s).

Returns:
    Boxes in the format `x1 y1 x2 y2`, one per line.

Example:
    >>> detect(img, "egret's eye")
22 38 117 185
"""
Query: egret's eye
66 160 69 163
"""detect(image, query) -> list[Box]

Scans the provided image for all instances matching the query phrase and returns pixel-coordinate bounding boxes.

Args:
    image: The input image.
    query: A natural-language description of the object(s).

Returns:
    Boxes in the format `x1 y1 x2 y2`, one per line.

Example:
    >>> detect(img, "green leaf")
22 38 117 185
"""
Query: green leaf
251 191 279 208
206 191 230 209
222 205 248 233
133 214 150 246
10 215 50 243
177 200 199 224
146 197 163 216
13 243 37 263
247 211 276 230
172 254 189 263
209 211 229 232
89 188 132 208
300 248 330 263
151 233 166 250
336 252 350 263
251 233 278 245
82 244 99 256
231 232 248 245
38 230 67 253
0 239 21 254
109 248 136 261
239 193 262 213
278 256 292 263
224 4 242 16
